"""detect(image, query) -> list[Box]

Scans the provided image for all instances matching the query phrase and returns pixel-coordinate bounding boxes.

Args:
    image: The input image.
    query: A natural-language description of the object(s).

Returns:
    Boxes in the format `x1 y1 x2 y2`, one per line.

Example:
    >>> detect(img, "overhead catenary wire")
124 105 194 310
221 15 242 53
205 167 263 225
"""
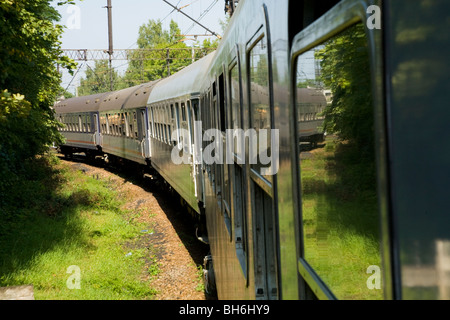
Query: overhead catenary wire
63 62 84 94
161 0 221 39
183 0 218 36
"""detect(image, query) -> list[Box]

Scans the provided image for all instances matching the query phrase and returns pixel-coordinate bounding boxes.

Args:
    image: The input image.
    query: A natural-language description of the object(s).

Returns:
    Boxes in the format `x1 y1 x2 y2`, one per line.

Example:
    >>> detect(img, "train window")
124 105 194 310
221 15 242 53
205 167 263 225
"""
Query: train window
120 113 127 136
87 114 91 132
230 63 242 158
110 114 114 135
156 107 160 140
187 100 193 153
159 106 166 142
167 104 171 144
249 35 272 184
154 107 159 140
149 107 155 138
294 22 383 300
170 104 175 145
105 114 110 135
133 112 138 138
181 103 187 122
112 113 116 136
127 113 132 138
158 107 161 139
218 73 226 133
140 110 146 139
175 102 181 145
163 105 167 143
116 113 120 136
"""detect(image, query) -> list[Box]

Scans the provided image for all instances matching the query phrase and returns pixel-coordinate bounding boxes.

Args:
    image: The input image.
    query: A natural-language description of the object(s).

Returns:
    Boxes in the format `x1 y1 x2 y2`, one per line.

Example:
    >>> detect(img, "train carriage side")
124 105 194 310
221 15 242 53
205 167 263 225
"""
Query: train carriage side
284 0 450 301
198 0 292 300
98 82 158 165
146 53 215 215
54 92 106 158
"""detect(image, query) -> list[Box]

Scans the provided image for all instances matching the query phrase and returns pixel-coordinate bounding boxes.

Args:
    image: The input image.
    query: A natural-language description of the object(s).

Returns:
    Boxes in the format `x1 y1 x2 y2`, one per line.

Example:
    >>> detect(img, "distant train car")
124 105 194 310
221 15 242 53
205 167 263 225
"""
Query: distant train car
146 54 215 214
54 92 106 159
55 0 450 300
98 82 158 165
296 87 327 149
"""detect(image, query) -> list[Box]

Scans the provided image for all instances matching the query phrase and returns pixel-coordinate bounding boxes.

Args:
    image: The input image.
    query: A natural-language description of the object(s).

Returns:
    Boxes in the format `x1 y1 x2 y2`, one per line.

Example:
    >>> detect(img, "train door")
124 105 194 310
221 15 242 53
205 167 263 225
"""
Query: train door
229 55 248 278
93 113 102 146
190 99 203 200
217 71 232 235
247 25 278 299
140 108 150 158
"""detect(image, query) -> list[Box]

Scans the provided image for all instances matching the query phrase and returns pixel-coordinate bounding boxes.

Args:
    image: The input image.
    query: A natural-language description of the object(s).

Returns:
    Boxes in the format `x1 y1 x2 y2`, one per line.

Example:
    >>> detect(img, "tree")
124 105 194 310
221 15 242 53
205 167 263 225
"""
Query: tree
123 19 217 85
316 24 374 157
123 19 186 83
315 23 376 192
0 0 76 195
78 60 121 96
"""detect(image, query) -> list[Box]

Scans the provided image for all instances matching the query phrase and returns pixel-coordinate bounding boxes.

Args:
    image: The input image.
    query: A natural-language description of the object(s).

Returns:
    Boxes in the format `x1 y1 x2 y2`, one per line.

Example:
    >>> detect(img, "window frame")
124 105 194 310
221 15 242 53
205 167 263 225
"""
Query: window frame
290 0 388 300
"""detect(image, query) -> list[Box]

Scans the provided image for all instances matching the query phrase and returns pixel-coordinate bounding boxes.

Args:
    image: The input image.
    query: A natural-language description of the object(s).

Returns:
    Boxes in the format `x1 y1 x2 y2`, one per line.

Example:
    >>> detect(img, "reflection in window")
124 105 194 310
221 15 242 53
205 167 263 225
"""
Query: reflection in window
249 36 272 183
230 64 242 157
296 23 383 300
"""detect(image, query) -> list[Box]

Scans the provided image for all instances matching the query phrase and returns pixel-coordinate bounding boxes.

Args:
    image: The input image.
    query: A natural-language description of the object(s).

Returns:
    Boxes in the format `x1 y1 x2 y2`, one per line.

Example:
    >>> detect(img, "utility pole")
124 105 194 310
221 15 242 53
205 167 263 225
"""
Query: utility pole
106 0 114 91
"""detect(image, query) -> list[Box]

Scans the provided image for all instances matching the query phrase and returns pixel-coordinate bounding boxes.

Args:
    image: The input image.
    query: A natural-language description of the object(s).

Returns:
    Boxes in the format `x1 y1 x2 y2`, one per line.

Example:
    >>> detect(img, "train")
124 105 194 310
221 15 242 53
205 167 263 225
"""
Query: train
54 0 450 300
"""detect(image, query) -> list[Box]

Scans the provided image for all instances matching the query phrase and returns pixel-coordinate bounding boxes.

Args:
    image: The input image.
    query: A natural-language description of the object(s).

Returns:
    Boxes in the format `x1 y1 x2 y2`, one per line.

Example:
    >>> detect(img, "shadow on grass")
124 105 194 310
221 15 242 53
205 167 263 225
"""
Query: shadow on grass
58 153 209 268
0 156 93 286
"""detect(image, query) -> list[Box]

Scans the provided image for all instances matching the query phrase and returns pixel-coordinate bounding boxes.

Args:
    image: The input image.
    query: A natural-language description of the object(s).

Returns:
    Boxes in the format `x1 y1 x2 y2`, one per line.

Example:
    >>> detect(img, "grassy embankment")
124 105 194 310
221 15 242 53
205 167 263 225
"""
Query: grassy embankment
0 154 158 299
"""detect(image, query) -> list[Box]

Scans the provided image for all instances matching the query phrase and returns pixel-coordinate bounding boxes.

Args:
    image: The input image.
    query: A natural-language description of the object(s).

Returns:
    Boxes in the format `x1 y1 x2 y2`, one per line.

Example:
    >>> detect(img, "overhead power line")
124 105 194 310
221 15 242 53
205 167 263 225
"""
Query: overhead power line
61 48 216 61
162 0 222 39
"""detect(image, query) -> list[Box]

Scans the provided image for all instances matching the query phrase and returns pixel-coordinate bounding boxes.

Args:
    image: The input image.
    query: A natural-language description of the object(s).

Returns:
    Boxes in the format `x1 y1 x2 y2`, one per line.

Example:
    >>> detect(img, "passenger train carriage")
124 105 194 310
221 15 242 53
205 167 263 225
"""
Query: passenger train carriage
54 0 450 300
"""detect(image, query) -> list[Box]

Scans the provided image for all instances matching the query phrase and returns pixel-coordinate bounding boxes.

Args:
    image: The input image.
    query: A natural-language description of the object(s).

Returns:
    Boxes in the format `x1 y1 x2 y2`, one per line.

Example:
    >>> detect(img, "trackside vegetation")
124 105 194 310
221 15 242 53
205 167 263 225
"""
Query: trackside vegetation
0 0 76 202
0 154 158 299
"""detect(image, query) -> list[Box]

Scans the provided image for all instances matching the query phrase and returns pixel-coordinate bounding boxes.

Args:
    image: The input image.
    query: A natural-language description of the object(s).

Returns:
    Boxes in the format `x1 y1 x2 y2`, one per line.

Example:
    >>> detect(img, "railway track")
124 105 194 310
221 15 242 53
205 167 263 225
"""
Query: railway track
58 153 210 300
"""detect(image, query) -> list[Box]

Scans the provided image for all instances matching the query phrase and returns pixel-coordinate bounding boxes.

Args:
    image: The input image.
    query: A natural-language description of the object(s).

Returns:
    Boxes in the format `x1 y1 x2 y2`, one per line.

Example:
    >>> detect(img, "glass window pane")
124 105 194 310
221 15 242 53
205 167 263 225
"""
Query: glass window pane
296 23 383 300
230 64 242 157
249 36 272 183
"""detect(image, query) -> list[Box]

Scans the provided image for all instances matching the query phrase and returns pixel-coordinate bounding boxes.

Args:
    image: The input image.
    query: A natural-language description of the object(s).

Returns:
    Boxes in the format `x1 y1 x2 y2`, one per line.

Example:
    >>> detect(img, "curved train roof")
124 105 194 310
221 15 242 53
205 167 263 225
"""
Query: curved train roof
54 53 214 114
54 81 160 114
147 52 215 105
98 81 159 112
54 92 109 114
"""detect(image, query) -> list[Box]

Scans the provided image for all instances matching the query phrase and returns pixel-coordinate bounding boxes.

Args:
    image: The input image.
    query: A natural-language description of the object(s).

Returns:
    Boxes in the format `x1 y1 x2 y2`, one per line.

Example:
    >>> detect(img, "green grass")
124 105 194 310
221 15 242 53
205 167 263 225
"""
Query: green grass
0 154 158 300
300 137 383 300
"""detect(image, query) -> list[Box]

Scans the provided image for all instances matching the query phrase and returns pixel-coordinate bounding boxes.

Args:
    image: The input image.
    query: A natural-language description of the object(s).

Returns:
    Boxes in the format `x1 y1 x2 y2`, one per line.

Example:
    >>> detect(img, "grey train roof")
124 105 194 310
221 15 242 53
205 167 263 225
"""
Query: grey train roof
54 92 109 114
98 81 160 112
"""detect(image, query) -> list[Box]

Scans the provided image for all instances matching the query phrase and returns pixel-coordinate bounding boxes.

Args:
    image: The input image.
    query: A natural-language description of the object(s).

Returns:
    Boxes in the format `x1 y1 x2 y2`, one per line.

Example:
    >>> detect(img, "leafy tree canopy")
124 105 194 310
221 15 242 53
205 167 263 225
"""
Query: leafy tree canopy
0 0 76 194
316 24 374 157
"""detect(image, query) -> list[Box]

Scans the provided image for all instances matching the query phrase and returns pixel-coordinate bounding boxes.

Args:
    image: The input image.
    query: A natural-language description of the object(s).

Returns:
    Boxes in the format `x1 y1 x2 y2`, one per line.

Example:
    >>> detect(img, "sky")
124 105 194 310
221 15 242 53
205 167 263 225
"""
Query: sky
52 0 227 95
